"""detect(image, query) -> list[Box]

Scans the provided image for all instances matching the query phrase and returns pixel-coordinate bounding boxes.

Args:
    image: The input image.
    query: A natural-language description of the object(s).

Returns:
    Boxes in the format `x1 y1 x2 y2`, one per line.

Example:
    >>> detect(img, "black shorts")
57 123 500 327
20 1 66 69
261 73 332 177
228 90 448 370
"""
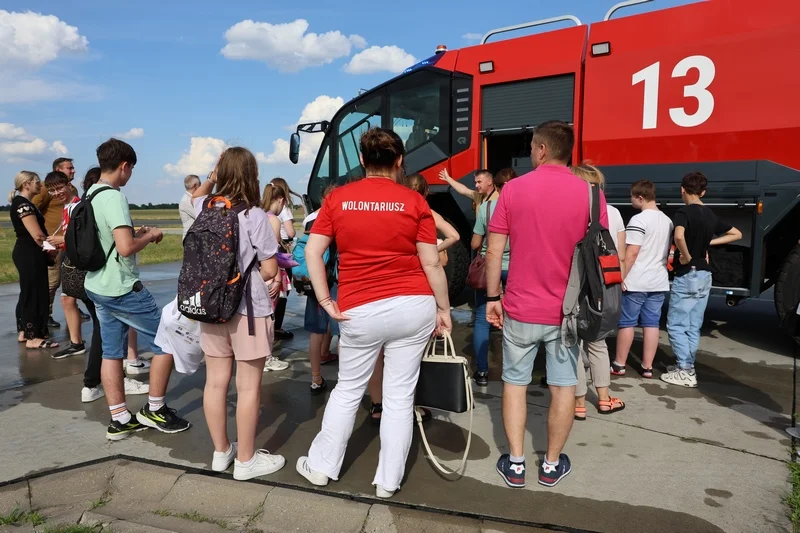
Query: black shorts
61 255 88 301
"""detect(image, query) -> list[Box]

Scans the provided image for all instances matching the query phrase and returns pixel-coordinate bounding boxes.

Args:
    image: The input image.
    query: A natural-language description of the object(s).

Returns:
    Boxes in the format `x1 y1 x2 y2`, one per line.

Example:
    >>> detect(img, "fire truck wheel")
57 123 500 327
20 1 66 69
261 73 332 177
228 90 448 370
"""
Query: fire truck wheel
775 244 800 323
444 239 469 300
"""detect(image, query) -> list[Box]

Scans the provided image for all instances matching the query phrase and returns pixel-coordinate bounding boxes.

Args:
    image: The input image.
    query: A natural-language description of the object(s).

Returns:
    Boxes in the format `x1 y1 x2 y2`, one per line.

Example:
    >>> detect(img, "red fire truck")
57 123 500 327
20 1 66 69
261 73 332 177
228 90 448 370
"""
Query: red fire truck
290 0 800 321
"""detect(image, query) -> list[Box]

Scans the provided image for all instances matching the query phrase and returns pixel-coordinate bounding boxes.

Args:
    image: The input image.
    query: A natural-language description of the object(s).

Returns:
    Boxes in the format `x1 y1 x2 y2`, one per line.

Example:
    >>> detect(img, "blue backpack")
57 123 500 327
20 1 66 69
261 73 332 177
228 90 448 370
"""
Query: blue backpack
292 217 336 296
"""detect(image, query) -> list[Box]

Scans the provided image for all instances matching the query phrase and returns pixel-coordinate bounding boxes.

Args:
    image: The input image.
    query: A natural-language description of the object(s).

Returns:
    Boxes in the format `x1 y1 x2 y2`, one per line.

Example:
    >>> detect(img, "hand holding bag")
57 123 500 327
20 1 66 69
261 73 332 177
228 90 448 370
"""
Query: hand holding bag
465 201 492 290
414 331 474 476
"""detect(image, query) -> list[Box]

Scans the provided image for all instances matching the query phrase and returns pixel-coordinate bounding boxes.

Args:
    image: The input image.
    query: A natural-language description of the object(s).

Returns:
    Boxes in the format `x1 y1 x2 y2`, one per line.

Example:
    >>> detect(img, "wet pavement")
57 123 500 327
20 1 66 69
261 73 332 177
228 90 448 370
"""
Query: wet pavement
0 262 794 532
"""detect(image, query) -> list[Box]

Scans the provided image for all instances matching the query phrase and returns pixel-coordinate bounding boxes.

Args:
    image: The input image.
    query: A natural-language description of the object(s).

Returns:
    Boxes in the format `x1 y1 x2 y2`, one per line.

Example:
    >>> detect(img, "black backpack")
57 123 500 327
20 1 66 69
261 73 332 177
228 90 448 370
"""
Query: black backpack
65 186 117 272
177 196 257 335
562 184 623 346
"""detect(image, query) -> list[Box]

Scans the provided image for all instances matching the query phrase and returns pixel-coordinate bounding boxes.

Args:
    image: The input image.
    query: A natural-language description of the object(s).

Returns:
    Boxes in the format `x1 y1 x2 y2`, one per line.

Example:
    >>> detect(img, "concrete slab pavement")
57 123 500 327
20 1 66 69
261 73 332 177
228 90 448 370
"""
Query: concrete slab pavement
0 263 794 532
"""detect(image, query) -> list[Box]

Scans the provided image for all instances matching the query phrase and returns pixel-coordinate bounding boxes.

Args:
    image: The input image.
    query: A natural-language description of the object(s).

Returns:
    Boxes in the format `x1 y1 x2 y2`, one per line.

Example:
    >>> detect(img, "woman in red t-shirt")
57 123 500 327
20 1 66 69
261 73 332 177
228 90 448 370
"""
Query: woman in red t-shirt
295 128 452 498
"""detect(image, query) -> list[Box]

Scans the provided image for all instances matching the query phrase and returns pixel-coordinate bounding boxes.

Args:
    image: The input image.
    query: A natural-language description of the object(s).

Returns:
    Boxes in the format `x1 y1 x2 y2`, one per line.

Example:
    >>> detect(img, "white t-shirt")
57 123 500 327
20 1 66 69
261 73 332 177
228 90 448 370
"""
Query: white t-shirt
623 208 673 292
607 205 625 250
302 211 318 228
278 205 294 240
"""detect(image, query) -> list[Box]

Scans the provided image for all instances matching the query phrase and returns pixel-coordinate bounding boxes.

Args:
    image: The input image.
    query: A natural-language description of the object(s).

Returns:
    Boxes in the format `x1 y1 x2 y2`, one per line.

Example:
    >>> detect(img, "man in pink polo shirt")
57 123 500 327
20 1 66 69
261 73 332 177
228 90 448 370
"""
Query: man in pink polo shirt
486 121 608 489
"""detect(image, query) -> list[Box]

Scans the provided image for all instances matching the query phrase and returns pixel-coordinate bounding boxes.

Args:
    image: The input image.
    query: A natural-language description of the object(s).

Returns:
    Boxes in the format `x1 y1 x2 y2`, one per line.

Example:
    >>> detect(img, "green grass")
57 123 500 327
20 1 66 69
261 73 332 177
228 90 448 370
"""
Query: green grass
785 461 800 530
0 506 46 526
137 234 184 266
154 509 229 529
89 490 111 510
128 209 181 221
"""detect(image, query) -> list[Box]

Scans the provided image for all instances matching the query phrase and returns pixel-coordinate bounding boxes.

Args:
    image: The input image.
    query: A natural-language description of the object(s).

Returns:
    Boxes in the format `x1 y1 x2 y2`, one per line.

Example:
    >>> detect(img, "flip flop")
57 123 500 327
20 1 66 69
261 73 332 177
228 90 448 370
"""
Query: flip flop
369 402 382 425
27 340 59 349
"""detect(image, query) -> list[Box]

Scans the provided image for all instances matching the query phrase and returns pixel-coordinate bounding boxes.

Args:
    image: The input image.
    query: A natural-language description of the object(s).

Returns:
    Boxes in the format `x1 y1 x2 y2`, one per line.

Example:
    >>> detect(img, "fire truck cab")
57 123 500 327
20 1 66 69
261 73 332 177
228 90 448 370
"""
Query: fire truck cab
290 0 800 321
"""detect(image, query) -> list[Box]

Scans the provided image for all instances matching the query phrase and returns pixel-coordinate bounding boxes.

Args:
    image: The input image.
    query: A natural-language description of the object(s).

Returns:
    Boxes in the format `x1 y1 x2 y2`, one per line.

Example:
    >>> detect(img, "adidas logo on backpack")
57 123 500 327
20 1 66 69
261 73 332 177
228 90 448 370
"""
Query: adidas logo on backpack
179 292 207 316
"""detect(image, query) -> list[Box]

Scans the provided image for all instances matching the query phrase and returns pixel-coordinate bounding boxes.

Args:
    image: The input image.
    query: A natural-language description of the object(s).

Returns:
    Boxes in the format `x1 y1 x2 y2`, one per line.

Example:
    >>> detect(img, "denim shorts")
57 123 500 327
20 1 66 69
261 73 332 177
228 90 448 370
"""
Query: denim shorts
304 284 340 336
86 286 165 360
501 317 579 387
619 291 666 328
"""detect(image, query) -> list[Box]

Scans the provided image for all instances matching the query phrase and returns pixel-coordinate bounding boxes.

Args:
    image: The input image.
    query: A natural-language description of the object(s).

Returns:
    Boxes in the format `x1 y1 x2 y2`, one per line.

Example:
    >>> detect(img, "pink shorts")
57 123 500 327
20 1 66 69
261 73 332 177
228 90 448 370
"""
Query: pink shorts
200 314 274 361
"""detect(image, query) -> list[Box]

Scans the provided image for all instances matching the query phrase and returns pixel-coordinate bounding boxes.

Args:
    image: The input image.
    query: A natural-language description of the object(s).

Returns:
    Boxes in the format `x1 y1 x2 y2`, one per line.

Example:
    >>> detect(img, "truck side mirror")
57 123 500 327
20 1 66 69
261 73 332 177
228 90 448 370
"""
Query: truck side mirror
289 133 301 165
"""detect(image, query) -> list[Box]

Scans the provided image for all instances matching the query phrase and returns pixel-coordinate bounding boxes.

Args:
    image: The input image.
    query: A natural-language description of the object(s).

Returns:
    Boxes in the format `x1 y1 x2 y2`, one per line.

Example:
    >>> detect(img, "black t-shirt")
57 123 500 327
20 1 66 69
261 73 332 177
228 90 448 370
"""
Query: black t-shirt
672 204 733 277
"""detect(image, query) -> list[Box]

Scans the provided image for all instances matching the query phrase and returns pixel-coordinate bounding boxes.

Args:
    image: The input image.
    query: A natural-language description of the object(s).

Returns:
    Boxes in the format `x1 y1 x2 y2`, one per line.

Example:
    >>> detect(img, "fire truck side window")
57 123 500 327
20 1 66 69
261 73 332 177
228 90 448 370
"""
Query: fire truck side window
388 70 451 172
336 94 382 183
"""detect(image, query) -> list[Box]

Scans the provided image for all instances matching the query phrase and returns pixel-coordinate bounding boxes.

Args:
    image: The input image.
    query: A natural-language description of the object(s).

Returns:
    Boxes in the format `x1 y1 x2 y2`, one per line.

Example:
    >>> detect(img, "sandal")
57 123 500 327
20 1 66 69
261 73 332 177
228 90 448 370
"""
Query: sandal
27 340 59 349
574 406 587 421
369 402 382 425
641 367 653 379
598 397 625 414
610 362 626 376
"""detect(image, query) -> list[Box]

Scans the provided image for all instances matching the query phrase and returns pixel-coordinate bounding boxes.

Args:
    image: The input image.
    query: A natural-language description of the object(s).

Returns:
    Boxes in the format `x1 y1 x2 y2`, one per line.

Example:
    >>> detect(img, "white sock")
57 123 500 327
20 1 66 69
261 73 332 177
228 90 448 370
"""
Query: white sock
148 395 165 412
109 403 131 424
510 454 525 464
544 455 560 467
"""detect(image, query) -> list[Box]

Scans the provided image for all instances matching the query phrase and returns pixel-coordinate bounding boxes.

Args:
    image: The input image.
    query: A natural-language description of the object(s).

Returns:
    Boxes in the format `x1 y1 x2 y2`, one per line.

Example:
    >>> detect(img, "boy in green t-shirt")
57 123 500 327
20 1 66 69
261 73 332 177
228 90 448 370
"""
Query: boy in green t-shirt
85 138 191 441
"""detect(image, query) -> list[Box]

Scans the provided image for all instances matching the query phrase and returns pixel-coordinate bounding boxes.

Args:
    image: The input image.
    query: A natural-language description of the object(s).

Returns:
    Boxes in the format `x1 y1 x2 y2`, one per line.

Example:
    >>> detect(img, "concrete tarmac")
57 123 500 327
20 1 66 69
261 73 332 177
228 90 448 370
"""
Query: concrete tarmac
0 262 794 532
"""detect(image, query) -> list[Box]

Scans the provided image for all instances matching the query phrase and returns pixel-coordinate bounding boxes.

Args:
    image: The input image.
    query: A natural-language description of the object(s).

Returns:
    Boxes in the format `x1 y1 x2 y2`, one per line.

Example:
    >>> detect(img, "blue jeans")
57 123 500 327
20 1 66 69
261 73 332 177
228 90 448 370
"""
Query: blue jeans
87 286 165 360
667 270 712 369
474 270 508 373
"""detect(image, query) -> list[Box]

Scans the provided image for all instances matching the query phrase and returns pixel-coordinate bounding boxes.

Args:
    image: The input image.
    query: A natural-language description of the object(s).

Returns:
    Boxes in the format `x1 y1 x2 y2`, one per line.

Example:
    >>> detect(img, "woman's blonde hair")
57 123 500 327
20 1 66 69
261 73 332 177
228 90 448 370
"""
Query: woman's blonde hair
214 147 261 208
261 182 287 213
571 162 605 187
270 177 294 209
9 171 38 203
405 173 429 198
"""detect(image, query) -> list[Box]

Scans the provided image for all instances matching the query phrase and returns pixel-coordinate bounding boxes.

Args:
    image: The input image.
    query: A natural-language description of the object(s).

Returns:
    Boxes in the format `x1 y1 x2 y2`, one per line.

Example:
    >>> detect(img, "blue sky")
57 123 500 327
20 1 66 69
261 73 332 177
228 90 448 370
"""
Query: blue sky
0 0 694 205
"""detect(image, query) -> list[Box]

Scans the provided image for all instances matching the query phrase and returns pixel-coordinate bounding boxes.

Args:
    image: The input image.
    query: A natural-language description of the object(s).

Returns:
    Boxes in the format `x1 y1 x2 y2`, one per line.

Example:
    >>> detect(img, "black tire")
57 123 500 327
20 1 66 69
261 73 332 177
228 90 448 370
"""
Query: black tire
444 240 469 301
775 244 800 322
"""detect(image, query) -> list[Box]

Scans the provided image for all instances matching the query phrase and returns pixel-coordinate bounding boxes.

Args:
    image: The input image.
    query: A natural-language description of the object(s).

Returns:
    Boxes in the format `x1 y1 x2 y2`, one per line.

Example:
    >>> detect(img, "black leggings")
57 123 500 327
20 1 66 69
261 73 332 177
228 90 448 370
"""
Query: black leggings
82 299 103 389
274 266 293 330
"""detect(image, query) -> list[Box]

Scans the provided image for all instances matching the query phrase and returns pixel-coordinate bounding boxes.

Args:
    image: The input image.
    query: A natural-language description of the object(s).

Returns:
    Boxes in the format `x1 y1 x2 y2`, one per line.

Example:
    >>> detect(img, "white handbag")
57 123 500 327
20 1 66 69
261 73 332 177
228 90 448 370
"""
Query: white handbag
414 330 474 476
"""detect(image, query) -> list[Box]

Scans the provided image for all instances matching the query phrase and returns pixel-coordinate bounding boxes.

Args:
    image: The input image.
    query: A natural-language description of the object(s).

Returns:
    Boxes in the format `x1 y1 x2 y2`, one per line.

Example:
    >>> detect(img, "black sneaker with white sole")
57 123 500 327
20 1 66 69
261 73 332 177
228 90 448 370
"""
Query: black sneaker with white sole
136 404 191 434
52 342 86 359
106 415 147 441
473 371 489 387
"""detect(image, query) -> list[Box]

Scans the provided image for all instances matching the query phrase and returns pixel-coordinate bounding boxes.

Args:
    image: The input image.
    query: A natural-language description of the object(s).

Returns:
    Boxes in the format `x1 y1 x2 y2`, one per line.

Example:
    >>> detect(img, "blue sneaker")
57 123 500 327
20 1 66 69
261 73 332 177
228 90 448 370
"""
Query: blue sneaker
496 454 526 488
538 454 571 487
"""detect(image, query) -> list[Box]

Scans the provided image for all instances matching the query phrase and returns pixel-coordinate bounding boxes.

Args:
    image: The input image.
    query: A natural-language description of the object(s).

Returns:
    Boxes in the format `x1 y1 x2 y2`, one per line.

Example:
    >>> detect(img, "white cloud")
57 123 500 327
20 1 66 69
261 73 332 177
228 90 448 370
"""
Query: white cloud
0 137 48 156
0 122 28 139
0 10 88 67
344 45 416 75
164 137 228 176
116 127 144 140
260 95 343 165
50 140 68 155
221 18 366 73
462 32 483 41
0 122 66 161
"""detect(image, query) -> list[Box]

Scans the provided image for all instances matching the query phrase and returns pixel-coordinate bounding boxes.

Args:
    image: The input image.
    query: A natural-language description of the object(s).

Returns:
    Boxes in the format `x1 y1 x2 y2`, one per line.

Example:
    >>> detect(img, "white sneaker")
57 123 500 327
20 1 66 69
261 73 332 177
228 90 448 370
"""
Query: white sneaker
263 357 290 372
125 357 151 375
233 450 285 481
660 366 698 388
81 386 105 403
212 442 237 472
295 456 329 486
124 377 150 395
375 486 395 499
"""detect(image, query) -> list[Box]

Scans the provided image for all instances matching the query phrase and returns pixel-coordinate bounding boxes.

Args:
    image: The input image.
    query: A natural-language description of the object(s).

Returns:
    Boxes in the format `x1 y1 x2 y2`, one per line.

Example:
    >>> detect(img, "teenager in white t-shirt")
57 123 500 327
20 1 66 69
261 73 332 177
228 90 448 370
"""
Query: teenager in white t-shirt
612 180 673 378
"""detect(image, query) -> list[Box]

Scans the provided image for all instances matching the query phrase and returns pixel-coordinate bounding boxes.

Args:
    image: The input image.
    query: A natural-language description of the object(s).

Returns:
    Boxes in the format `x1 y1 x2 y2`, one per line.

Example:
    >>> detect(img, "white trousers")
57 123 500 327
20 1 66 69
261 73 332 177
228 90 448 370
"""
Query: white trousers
307 295 436 490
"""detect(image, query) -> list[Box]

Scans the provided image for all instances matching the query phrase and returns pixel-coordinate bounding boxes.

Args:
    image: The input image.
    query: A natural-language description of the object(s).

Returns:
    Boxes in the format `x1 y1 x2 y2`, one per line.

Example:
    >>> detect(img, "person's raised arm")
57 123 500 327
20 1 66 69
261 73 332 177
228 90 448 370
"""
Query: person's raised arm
432 210 459 252
192 172 216 199
438 169 473 199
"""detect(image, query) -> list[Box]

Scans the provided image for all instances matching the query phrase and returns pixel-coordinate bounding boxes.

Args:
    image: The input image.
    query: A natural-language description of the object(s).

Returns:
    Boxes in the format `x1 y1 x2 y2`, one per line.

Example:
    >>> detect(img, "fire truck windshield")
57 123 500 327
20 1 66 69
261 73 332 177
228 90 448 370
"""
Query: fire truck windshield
306 68 453 209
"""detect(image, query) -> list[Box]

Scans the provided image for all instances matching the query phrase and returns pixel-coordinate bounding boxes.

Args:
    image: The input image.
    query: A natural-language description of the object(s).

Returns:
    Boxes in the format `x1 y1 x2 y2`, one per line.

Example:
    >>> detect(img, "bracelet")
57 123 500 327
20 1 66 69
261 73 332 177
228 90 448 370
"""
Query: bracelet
318 296 332 306
485 295 502 302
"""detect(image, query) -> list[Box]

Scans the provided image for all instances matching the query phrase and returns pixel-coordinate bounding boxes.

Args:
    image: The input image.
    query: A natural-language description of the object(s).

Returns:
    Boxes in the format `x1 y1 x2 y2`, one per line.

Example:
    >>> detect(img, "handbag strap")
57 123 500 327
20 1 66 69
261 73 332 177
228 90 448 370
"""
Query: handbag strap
416 331 474 476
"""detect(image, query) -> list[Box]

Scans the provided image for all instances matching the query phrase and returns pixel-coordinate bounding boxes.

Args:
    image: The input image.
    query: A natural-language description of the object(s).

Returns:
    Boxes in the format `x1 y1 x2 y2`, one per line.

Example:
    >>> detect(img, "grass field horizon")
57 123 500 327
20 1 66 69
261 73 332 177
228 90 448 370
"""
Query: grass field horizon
0 207 305 284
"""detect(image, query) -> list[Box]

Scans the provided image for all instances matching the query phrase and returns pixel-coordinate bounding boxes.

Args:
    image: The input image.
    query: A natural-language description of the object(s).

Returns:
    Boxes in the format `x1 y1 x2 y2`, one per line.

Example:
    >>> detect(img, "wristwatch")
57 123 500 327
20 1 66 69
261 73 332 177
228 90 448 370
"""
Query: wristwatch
486 295 502 302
